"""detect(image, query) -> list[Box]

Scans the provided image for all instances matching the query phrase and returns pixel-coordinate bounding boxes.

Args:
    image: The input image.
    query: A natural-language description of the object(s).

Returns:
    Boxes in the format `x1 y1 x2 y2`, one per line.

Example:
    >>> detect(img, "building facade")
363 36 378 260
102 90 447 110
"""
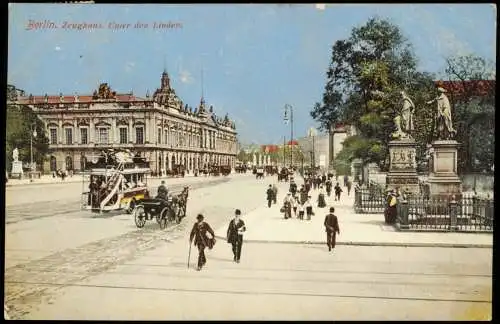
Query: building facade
16 71 238 174
297 134 329 169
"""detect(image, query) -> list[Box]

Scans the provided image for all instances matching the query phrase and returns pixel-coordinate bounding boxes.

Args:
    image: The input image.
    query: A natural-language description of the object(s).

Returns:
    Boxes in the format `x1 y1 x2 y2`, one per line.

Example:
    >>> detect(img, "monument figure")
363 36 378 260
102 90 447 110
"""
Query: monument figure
12 148 19 162
400 91 415 133
427 87 456 140
392 91 415 140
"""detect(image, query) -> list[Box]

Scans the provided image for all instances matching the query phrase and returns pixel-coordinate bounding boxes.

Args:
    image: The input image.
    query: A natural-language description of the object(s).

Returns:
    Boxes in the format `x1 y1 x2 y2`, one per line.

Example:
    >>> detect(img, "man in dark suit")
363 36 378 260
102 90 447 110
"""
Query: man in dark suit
266 185 274 208
226 209 246 263
324 207 340 252
189 214 215 271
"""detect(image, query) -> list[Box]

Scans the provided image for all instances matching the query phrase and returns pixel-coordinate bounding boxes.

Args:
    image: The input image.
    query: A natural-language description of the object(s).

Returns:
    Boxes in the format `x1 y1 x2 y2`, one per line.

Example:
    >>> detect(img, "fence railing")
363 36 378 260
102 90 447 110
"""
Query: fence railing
396 195 493 232
354 186 386 213
355 187 493 232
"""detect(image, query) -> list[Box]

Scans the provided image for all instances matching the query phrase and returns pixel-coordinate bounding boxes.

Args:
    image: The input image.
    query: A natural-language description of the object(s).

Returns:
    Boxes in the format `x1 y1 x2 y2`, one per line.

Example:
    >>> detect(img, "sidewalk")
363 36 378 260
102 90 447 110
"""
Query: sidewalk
5 172 201 187
214 180 493 248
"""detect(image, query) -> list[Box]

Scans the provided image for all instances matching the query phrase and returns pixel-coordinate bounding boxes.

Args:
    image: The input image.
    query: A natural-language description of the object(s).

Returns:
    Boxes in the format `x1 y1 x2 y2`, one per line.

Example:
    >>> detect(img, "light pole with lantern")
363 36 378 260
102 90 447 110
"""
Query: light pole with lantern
283 104 294 167
30 124 38 181
308 127 316 169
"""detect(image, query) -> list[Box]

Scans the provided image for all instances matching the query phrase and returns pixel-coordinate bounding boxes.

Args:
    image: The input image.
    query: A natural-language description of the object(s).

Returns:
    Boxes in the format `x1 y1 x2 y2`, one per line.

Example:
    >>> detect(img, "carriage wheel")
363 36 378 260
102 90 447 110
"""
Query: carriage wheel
126 199 136 214
134 205 146 228
159 207 169 229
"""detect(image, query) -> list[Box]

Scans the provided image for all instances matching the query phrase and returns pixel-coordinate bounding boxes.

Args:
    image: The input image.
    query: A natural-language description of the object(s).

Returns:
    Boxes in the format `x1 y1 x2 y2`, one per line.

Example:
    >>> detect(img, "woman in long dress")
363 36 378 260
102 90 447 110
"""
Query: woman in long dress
318 186 327 208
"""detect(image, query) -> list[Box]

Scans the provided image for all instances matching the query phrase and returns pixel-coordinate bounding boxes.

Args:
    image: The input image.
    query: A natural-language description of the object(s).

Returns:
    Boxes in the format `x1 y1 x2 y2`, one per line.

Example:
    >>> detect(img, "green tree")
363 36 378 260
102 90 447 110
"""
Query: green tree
311 17 435 171
6 86 50 172
443 55 495 173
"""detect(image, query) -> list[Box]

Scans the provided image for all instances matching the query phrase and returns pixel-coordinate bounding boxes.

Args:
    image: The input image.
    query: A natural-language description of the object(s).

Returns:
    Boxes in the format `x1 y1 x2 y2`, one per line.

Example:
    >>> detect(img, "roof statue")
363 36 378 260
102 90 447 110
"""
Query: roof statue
209 105 214 113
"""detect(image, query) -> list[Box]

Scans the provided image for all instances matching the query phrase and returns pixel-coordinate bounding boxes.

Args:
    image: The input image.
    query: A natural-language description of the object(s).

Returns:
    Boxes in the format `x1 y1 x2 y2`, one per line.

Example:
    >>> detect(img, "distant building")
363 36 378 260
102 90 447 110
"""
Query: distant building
297 134 329 169
14 70 238 173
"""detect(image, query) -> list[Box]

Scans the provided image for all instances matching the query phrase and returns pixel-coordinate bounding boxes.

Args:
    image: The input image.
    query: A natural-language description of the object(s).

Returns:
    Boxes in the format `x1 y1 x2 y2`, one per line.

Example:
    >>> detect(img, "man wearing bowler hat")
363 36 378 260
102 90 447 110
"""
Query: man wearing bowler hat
324 207 340 252
189 214 215 271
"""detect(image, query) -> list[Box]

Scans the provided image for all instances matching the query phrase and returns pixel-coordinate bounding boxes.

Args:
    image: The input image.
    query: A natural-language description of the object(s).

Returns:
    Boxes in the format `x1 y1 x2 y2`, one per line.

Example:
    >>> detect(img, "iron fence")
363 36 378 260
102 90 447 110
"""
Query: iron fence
396 195 493 232
354 186 386 213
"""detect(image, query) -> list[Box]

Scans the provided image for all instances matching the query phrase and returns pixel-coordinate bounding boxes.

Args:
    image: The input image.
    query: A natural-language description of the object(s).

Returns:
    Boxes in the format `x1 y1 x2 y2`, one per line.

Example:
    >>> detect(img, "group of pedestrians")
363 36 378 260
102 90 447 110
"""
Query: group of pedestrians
188 209 247 271
187 173 352 271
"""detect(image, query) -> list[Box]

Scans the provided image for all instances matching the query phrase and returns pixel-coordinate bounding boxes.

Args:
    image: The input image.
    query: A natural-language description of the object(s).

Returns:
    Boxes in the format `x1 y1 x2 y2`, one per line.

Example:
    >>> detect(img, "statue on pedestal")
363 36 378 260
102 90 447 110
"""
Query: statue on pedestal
392 91 415 140
427 87 456 140
12 148 19 162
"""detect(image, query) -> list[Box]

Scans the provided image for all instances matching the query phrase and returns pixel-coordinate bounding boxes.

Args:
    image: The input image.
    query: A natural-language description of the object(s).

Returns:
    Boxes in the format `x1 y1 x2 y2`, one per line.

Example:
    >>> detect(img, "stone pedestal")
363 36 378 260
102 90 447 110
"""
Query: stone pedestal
386 138 419 194
427 140 462 199
352 158 363 183
10 161 24 178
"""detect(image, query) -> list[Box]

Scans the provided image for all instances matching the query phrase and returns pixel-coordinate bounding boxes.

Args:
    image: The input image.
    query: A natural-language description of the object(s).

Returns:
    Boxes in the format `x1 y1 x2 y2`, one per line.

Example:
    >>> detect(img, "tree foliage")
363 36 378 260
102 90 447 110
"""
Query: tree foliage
311 17 435 171
6 85 50 172
443 55 495 173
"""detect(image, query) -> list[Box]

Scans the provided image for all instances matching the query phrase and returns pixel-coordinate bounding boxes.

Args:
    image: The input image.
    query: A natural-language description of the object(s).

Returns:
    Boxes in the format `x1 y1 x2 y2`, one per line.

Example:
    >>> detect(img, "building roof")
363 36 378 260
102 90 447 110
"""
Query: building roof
16 94 146 104
434 80 495 98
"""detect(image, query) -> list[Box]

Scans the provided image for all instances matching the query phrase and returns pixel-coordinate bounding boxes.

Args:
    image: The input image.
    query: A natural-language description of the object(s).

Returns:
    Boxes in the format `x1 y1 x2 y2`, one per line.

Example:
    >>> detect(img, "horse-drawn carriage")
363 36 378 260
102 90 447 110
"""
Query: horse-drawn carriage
277 167 289 182
166 164 185 178
255 167 265 179
133 186 189 229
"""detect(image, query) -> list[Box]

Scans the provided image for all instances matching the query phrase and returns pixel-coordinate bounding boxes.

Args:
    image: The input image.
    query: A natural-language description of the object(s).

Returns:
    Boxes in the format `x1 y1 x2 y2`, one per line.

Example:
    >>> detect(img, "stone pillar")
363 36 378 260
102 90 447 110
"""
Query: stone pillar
386 138 419 194
58 119 63 144
162 151 167 175
112 118 117 144
352 158 362 183
427 140 462 199
168 152 172 170
129 119 134 144
73 120 78 144
90 119 95 143
253 153 257 166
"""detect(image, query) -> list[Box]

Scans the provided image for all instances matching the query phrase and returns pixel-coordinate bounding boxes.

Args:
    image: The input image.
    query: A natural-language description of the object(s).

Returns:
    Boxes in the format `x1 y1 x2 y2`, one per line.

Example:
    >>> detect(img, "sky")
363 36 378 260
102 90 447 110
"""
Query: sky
8 3 497 146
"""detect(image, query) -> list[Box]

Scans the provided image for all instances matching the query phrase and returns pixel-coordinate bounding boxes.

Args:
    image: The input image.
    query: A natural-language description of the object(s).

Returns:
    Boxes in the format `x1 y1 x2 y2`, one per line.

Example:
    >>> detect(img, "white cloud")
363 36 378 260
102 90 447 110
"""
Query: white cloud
179 69 194 84
125 62 135 73
55 46 61 51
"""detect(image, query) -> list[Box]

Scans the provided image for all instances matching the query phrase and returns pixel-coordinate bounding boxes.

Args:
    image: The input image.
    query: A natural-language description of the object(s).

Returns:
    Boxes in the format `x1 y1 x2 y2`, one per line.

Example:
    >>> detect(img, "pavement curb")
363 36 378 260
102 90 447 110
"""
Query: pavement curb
214 235 492 249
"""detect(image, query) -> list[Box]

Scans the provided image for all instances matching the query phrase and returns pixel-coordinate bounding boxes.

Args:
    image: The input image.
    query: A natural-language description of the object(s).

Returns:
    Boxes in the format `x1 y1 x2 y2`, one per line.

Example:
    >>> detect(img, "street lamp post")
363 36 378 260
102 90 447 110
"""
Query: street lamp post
30 124 37 181
284 104 294 168
308 127 316 169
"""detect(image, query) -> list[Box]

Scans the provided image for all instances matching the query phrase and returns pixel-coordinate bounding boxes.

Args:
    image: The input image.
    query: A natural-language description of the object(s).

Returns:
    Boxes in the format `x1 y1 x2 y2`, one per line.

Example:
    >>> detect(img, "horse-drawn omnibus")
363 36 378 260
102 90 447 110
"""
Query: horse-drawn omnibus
81 149 151 214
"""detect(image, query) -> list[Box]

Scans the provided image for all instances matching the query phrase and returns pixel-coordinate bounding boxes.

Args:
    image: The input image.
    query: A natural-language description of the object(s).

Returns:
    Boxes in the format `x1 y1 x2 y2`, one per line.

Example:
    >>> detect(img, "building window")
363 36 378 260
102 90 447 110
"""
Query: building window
80 128 88 144
164 129 169 146
98 128 109 144
135 127 144 144
49 128 58 145
157 128 162 144
65 128 73 145
119 127 128 144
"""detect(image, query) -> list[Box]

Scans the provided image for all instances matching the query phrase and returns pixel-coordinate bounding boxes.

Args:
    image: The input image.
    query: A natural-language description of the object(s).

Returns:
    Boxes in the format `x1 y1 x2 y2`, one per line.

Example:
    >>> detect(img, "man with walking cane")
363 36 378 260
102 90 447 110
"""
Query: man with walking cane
226 209 246 263
189 214 216 271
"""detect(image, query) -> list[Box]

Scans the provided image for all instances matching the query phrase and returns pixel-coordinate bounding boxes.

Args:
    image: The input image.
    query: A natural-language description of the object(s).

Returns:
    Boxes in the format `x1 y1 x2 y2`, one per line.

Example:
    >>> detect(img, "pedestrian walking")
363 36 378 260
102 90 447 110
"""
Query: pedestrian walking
304 196 314 220
325 179 332 197
346 180 352 196
318 186 327 208
334 183 343 201
324 207 340 252
226 209 246 263
291 195 298 217
189 214 216 271
266 185 274 208
297 201 304 220
282 192 293 219
272 184 278 204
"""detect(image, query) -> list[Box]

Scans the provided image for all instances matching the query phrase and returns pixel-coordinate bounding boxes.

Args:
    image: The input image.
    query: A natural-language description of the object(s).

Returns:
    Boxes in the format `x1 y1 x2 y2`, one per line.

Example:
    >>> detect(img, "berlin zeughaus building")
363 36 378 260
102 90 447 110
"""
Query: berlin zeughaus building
15 70 238 174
